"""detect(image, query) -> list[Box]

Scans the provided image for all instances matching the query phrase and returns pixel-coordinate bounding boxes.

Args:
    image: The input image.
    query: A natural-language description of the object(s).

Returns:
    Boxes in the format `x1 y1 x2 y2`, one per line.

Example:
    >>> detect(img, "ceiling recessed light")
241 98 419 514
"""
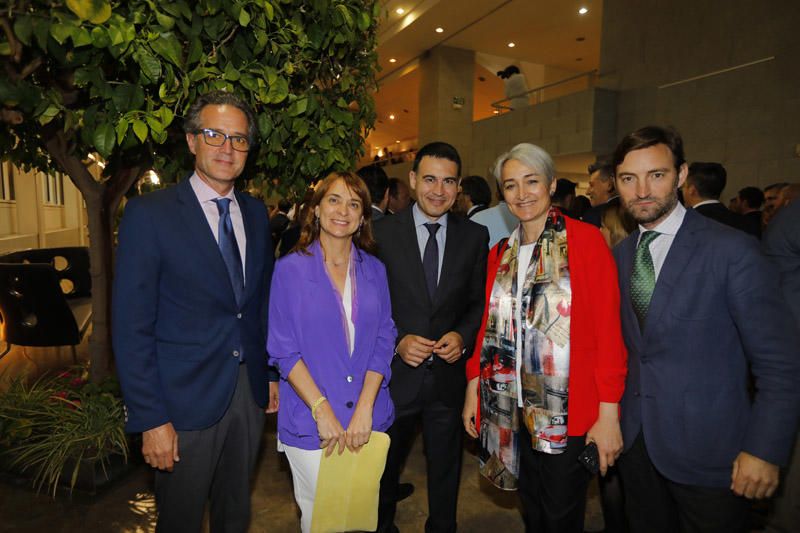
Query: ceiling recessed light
578 7 588 15
493 110 500 115
435 27 444 33
395 140 400 143
507 42 515 48
389 114 396 120
389 58 397 63
395 7 405 15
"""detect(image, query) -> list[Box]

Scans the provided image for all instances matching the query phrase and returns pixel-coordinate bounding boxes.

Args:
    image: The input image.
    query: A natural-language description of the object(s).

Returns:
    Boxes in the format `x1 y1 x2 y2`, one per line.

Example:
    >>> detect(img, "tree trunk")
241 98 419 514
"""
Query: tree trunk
82 189 113 382
44 133 141 383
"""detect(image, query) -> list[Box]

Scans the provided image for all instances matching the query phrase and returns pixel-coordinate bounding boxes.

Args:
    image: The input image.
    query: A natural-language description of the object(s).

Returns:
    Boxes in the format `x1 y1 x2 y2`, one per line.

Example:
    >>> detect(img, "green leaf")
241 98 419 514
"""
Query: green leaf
38 105 60 125
157 107 174 127
136 49 162 82
150 33 183 67
186 39 203 66
112 84 145 111
66 0 112 24
49 24 74 45
93 122 116 157
357 11 370 31
145 114 163 134
264 2 274 21
116 118 129 144
223 62 241 81
257 113 273 138
132 119 148 142
0 43 10 56
239 9 251 27
335 5 354 28
266 77 289 104
13 16 34 47
155 12 176 30
90 27 110 48
288 97 307 117
33 20 50 50
71 27 93 47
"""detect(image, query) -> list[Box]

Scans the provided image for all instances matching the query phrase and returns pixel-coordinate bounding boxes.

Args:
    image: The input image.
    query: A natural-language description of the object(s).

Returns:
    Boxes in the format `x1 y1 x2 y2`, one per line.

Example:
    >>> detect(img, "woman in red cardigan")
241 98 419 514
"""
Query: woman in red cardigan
462 142 627 533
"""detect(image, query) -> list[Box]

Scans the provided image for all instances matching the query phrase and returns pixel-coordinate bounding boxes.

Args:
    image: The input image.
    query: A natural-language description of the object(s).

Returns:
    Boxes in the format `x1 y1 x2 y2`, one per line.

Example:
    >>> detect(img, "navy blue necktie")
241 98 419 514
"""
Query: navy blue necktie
213 198 244 305
423 223 440 300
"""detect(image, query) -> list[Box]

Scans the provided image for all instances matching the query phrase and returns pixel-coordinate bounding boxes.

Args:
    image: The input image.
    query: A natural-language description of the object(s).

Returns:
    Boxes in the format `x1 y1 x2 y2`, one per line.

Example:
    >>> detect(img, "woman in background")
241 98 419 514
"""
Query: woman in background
268 171 396 533
463 143 627 533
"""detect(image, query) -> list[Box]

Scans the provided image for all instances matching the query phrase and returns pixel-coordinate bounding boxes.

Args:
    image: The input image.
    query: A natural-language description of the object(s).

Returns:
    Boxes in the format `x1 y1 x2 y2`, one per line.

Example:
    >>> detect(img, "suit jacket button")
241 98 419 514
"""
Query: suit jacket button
346 401 354 408
232 350 240 357
236 313 242 319
346 375 353 383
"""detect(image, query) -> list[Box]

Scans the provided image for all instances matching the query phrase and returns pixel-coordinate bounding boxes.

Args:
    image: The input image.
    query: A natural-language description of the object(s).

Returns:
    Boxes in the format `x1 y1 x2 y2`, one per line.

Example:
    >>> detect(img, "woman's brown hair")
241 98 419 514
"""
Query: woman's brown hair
292 171 378 256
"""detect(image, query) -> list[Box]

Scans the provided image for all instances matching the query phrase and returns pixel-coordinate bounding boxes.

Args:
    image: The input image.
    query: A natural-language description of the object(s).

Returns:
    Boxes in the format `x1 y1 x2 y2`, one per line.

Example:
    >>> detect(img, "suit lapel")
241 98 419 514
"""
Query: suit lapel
176 180 234 301
618 234 643 348
643 211 702 339
235 189 259 305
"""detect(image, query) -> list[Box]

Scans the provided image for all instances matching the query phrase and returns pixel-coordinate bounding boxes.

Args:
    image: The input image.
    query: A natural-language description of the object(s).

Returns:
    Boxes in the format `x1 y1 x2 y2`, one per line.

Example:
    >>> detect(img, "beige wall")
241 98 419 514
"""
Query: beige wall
0 162 87 254
601 0 800 196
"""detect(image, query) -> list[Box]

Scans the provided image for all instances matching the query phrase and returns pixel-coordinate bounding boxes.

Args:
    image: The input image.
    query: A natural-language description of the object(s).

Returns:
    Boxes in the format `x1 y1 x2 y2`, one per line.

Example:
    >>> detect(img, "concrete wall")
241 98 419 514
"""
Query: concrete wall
468 88 618 178
601 0 800 195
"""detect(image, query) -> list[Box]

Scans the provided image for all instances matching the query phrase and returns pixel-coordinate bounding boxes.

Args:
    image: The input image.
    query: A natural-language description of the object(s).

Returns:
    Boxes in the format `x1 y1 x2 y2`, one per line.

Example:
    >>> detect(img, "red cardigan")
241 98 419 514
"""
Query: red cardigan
466 216 627 436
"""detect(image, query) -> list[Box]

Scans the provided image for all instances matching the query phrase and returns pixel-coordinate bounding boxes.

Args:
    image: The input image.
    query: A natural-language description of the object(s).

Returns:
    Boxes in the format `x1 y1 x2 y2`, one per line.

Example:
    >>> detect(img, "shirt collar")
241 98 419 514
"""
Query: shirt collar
189 172 238 205
638 201 686 236
412 202 448 228
693 199 720 208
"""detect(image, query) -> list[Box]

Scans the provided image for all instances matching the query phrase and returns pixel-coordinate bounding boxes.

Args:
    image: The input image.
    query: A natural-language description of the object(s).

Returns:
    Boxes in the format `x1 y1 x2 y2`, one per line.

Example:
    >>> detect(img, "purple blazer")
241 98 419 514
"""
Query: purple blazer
268 241 396 450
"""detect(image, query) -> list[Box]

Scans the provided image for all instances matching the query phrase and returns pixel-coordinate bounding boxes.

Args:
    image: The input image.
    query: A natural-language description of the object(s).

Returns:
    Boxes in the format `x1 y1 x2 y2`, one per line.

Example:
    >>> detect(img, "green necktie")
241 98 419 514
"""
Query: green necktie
631 231 660 329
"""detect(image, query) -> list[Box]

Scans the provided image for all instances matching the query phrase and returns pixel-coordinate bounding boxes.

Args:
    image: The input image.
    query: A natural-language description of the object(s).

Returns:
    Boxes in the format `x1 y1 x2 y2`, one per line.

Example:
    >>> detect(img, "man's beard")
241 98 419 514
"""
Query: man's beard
625 189 679 226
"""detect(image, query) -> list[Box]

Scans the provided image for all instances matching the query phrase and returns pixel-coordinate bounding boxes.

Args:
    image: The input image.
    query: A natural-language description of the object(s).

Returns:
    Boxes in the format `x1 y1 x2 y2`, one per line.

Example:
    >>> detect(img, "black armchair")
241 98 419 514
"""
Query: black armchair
0 247 92 362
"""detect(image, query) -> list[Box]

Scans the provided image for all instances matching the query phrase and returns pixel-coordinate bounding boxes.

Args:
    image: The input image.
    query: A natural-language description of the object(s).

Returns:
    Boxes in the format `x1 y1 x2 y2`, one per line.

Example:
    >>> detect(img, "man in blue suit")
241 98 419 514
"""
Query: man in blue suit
113 91 277 532
611 126 800 533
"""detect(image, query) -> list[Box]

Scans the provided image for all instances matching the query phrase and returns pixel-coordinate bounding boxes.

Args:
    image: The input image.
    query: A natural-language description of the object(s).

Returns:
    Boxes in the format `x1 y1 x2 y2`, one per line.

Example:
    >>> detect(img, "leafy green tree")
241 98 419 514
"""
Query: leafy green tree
1 0 380 381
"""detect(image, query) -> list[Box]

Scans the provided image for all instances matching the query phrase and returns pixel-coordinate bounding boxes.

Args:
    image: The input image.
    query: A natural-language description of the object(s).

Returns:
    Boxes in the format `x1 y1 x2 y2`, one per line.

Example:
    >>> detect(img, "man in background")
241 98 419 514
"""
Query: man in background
457 175 491 218
357 164 390 220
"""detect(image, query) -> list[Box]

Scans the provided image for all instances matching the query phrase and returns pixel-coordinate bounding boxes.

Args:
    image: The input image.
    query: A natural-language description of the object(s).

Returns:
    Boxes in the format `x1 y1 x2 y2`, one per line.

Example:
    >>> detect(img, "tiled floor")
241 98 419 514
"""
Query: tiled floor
0 341 605 532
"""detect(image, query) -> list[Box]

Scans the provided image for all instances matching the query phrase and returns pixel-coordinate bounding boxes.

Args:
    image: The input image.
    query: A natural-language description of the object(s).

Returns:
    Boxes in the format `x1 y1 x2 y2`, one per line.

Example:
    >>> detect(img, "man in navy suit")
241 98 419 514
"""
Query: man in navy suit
113 91 277 532
611 126 800 533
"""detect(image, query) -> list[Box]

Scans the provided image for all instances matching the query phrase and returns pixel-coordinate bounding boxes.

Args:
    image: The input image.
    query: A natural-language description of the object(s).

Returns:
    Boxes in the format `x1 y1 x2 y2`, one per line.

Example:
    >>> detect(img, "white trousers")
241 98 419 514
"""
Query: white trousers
282 443 323 533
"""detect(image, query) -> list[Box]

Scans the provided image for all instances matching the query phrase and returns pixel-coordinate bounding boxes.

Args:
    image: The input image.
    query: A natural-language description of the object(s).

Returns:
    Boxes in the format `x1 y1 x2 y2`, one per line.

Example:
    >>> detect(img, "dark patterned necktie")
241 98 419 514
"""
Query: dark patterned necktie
631 231 660 329
423 223 441 300
213 198 244 305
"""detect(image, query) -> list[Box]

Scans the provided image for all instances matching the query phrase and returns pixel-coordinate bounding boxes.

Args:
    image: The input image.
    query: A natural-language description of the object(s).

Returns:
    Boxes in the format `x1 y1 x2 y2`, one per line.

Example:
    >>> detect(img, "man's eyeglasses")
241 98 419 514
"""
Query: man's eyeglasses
194 128 251 152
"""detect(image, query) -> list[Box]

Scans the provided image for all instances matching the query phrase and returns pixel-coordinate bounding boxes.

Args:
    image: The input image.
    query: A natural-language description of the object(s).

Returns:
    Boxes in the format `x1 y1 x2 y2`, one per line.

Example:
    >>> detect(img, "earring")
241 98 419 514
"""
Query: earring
356 221 363 238
315 215 320 228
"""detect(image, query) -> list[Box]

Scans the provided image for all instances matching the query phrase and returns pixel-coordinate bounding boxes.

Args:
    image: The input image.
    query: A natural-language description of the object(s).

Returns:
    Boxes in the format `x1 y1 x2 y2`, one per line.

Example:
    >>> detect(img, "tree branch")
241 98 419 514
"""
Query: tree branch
0 17 21 63
43 130 101 198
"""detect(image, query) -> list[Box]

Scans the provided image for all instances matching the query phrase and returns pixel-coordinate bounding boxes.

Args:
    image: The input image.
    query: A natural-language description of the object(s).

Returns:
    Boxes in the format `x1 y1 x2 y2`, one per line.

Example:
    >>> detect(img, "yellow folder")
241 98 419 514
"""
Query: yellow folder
310 431 391 533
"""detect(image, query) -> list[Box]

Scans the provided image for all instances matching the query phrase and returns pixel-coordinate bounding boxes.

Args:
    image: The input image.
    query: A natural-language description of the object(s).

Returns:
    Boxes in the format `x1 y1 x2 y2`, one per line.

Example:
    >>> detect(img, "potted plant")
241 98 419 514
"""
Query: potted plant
0 365 129 496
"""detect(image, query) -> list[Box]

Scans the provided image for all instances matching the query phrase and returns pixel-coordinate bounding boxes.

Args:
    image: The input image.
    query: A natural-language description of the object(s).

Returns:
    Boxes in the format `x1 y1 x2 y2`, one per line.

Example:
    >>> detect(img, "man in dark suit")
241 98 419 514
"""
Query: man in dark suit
681 161 746 231
457 174 491 218
113 91 278 532
762 197 800 533
582 154 619 227
736 186 764 238
611 126 800 533
375 142 488 533
357 163 389 221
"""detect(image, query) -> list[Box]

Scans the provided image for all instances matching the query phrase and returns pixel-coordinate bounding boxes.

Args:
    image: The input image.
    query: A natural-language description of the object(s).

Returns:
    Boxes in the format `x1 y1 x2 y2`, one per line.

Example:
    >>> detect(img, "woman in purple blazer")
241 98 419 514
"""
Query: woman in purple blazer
267 171 396 533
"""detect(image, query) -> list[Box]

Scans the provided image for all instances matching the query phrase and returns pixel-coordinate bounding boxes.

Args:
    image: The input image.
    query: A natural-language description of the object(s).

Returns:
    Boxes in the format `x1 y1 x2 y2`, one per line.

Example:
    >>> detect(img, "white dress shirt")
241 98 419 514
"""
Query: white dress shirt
636 202 687 280
412 203 447 282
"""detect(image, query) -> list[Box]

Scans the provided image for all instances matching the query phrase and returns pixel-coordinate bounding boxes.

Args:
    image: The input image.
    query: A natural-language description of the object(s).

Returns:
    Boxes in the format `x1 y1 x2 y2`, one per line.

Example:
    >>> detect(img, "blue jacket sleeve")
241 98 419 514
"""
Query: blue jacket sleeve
266 261 302 380
112 198 170 433
366 261 397 380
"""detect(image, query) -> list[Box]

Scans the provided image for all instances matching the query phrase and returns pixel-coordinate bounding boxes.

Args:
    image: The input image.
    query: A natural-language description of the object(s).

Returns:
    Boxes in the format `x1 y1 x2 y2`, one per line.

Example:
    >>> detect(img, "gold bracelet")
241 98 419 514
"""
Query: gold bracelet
311 396 327 421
